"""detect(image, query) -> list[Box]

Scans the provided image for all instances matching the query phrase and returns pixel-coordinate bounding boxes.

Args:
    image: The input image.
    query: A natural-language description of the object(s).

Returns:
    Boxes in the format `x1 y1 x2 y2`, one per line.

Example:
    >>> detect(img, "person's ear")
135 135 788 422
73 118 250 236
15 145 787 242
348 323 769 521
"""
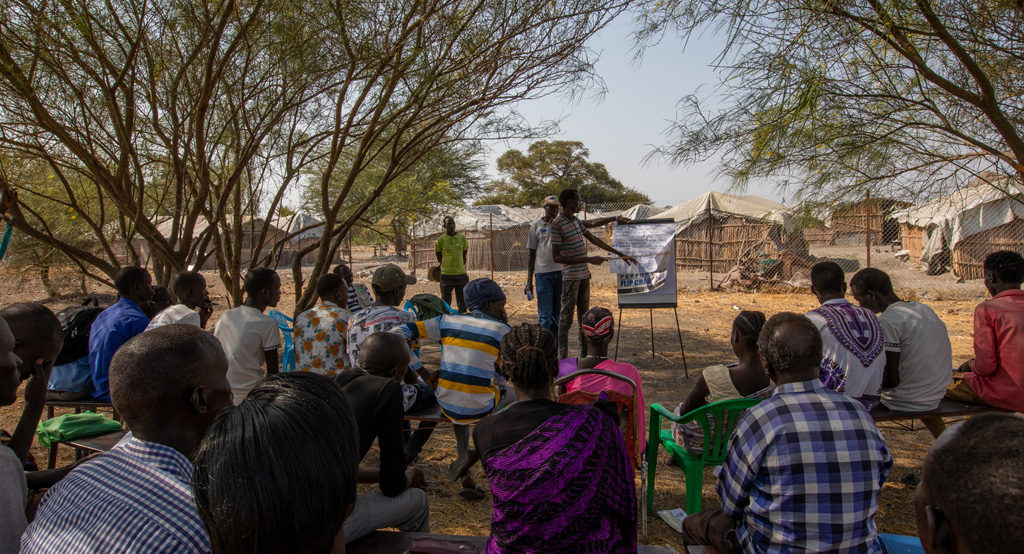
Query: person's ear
841 281 848 295
922 505 957 554
190 386 209 414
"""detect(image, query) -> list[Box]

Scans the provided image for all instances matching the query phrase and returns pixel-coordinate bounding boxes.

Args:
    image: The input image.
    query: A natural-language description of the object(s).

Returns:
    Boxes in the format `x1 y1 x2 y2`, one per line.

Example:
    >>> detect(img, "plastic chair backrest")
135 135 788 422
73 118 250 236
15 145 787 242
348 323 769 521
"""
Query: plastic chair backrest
677 397 762 463
267 310 295 373
403 294 457 321
555 369 640 467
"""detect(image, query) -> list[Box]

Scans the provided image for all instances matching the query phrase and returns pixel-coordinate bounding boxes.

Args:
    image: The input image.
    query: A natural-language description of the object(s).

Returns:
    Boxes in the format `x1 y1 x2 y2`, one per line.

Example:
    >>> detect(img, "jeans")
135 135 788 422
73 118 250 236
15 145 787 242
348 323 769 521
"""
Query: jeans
558 277 590 359
535 271 563 339
440 273 469 313
343 488 431 543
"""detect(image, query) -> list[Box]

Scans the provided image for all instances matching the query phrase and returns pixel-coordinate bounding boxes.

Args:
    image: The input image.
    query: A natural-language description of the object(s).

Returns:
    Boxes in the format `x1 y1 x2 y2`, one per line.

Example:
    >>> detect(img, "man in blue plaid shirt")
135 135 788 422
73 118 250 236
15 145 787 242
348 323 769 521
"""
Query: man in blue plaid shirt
682 312 893 554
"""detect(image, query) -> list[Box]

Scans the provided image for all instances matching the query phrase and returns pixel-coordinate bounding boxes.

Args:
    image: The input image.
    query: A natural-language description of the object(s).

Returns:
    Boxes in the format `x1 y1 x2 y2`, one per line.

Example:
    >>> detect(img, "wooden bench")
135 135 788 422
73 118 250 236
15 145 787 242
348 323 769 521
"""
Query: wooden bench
44 400 121 469
685 548 721 554
348 531 680 553
60 430 128 459
871 397 1008 431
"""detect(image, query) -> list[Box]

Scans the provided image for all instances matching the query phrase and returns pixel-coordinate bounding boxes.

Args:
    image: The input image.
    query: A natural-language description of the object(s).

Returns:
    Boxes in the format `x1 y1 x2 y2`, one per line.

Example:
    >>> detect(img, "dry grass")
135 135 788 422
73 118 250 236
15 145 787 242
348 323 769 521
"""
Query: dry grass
0 260 982 552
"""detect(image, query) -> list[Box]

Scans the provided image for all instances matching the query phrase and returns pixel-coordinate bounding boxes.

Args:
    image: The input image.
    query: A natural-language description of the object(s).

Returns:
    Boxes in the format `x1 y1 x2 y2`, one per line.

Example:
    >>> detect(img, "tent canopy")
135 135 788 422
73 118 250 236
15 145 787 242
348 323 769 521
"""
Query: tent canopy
270 213 324 244
411 205 542 239
654 191 793 234
894 174 1024 259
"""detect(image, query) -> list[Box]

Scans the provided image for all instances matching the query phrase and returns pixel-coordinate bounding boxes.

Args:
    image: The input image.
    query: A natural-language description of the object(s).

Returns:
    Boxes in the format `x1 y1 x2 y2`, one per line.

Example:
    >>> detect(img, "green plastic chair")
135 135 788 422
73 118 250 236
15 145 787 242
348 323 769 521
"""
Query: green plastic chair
645 397 763 518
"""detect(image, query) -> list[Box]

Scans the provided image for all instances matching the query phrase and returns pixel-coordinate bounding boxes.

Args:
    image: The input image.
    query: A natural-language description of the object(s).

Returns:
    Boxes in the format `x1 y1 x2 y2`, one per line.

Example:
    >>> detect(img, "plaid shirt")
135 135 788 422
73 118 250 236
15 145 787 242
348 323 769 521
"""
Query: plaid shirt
22 438 210 554
717 379 892 554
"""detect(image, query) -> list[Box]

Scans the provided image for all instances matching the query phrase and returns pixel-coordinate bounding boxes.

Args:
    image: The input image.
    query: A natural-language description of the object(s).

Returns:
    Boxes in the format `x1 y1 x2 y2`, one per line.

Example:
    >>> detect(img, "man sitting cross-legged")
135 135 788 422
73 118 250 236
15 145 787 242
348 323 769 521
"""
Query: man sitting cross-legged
392 278 514 500
22 325 234 553
850 268 952 437
806 261 886 409
334 333 430 544
682 312 893 554
947 250 1024 412
146 271 214 330
915 413 1024 554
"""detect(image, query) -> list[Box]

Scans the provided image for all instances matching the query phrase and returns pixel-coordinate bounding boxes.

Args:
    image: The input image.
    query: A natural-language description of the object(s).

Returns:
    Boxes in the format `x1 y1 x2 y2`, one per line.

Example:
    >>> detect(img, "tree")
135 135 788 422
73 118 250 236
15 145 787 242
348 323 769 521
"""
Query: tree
636 0 1024 205
477 140 652 206
0 0 632 310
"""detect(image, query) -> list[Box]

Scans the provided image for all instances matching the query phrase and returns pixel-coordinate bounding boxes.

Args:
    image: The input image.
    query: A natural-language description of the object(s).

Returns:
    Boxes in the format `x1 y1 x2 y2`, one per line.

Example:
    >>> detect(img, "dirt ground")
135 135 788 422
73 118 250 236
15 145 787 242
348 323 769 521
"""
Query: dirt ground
0 249 983 552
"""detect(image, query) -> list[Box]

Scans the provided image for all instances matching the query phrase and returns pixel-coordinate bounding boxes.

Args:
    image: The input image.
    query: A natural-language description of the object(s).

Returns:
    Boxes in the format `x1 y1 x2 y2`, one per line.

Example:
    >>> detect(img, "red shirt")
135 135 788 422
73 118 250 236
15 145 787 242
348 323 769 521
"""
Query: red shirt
967 289 1024 411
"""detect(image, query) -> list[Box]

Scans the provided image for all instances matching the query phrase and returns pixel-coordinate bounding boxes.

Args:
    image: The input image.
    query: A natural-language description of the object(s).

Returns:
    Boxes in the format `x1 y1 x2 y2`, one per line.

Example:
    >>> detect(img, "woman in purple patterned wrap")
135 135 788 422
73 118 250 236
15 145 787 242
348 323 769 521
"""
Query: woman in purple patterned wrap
472 323 637 554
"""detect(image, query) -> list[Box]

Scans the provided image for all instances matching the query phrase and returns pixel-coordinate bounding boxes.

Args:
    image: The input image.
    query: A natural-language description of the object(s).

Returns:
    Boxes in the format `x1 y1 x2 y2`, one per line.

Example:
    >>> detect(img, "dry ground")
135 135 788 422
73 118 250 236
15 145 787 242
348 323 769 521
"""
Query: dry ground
0 252 984 552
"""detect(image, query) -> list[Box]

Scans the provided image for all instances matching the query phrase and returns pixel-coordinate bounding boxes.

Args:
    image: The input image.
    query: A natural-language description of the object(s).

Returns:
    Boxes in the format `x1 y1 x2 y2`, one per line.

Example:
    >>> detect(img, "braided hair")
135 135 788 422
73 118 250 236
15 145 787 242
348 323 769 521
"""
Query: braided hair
499 323 558 390
984 250 1024 284
733 310 767 349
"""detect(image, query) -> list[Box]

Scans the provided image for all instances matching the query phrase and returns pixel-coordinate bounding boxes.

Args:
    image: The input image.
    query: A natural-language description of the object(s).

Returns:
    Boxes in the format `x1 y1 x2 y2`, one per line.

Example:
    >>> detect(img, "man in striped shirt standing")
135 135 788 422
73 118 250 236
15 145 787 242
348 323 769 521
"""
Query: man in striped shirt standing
551 188 636 359
392 278 512 500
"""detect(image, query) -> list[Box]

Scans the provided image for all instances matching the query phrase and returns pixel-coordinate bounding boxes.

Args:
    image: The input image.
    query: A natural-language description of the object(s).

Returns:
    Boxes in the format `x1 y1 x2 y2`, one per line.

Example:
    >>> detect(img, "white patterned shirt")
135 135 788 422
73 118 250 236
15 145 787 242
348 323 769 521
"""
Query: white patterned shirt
294 301 350 376
806 299 885 409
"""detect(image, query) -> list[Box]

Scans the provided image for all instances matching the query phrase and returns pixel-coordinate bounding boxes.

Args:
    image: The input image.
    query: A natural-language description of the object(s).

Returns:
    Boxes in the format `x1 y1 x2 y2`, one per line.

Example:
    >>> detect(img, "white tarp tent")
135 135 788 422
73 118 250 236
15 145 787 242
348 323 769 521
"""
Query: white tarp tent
654 191 794 233
894 175 1024 262
410 205 542 239
619 204 663 221
270 213 324 244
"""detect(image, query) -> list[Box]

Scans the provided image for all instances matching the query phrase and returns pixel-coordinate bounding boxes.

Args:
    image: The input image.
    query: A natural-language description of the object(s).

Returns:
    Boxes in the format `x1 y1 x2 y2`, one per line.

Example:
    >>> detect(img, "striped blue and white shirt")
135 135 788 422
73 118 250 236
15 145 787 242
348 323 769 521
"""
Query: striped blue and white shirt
718 379 892 554
392 311 510 423
22 437 210 554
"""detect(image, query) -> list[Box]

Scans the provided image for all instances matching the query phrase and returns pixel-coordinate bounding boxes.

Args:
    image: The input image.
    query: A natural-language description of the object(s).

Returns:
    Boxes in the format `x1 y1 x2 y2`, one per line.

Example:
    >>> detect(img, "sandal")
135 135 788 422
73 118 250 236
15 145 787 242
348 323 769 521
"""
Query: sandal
458 485 486 501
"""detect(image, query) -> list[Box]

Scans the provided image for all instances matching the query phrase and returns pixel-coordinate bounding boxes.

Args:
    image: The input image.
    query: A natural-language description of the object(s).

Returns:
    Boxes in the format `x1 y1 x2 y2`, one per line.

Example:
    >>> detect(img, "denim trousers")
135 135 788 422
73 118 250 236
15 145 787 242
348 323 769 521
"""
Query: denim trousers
535 271 563 339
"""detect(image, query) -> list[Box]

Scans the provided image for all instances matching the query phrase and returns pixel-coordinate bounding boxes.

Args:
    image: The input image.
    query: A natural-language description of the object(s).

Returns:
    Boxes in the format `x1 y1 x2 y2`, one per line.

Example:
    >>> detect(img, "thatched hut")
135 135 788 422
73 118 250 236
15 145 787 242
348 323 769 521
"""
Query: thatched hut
895 173 1024 279
654 191 809 275
408 205 541 272
828 198 911 246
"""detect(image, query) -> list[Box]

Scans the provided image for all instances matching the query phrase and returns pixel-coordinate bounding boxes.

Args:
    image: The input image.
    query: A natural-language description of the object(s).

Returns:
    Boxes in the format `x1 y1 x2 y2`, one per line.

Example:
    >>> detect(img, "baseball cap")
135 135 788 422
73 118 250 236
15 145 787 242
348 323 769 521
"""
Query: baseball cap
541 196 559 207
372 264 416 292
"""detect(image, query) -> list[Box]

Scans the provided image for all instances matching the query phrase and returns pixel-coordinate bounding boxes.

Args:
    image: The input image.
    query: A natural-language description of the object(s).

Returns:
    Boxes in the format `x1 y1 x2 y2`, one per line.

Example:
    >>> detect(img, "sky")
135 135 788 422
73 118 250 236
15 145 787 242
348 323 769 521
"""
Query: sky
483 13 781 208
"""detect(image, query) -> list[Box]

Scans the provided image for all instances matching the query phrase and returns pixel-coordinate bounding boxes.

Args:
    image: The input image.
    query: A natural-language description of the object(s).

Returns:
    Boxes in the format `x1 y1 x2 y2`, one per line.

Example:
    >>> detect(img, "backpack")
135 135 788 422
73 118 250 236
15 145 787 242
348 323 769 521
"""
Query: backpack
403 293 457 321
54 297 105 366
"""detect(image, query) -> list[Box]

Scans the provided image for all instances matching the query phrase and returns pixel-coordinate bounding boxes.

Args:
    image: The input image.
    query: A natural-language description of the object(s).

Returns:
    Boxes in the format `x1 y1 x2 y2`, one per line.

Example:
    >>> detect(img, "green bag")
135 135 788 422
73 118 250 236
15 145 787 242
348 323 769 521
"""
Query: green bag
36 411 123 447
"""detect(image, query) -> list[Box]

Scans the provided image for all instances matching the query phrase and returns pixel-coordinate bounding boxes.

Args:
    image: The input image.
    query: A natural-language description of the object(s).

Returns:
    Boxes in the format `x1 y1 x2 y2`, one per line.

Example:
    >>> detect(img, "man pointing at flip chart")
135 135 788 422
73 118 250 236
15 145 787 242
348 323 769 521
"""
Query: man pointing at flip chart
550 188 637 359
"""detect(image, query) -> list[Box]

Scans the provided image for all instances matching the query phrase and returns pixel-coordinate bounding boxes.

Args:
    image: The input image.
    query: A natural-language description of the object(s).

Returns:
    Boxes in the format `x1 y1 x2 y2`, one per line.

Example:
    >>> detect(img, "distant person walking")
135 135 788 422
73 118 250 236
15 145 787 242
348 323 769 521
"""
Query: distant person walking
551 189 636 359
525 196 564 338
435 216 469 313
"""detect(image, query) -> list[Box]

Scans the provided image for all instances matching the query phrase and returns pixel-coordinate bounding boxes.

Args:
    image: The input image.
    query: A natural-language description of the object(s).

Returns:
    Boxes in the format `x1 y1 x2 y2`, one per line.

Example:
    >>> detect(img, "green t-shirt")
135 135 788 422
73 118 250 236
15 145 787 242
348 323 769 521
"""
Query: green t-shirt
435 233 468 275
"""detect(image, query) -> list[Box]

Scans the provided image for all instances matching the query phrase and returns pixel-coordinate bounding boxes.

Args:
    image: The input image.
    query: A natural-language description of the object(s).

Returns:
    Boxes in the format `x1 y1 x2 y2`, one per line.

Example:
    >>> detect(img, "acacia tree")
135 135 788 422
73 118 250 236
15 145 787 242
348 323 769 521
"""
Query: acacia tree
637 0 1024 204
477 139 652 206
0 0 631 308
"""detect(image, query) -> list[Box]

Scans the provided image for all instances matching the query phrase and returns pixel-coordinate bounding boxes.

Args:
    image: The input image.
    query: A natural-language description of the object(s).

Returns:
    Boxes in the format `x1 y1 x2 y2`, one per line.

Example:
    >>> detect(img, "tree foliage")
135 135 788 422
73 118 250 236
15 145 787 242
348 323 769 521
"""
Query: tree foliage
0 0 631 308
478 140 652 206
637 0 1024 204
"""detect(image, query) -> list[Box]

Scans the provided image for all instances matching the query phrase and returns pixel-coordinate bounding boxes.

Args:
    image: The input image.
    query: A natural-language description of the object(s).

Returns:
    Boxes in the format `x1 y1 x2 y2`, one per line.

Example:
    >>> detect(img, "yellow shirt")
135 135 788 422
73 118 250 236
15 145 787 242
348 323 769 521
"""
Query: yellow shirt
435 233 468 275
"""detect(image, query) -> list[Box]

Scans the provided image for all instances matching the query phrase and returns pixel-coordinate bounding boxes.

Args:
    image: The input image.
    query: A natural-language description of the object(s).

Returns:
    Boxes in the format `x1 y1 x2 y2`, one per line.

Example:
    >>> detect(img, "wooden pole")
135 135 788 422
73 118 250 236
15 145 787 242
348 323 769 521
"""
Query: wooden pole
707 203 714 290
489 212 495 280
866 191 871 268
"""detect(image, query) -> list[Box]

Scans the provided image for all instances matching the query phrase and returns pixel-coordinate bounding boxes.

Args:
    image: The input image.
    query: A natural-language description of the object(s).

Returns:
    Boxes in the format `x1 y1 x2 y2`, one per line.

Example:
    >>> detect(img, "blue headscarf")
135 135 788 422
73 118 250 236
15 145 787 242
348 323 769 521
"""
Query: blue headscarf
465 278 506 312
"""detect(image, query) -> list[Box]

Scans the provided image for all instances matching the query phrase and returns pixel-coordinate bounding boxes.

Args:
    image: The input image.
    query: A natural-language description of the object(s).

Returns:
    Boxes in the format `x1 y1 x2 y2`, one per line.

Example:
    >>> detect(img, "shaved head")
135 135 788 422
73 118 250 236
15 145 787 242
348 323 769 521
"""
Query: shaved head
0 303 63 380
758 312 823 378
358 332 411 379
110 325 232 438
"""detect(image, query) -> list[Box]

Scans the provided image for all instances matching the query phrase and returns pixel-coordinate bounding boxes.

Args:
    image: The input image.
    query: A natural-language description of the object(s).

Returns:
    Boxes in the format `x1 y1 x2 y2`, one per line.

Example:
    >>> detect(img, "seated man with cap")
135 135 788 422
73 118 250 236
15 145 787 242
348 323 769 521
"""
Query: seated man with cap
392 278 514 500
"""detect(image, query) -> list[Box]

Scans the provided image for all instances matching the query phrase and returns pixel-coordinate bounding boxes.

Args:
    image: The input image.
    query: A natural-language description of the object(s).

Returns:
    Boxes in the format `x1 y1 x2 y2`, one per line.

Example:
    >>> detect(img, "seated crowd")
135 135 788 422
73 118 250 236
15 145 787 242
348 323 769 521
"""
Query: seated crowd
0 249 1021 553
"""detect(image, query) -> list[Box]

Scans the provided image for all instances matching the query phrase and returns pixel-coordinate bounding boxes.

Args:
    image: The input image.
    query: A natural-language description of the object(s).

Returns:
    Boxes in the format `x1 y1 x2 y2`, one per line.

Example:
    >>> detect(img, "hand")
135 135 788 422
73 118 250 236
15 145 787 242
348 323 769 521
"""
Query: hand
199 300 214 327
622 255 640 267
957 359 973 373
523 284 532 297
424 371 440 389
615 215 629 225
406 466 427 490
0 188 17 216
587 256 607 265
24 359 51 406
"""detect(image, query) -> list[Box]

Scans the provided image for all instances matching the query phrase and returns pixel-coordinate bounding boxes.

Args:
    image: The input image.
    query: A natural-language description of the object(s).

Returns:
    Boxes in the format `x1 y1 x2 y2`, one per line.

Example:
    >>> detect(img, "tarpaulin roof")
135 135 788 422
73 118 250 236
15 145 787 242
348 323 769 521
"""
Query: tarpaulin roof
270 213 323 243
653 191 793 234
411 205 542 239
894 174 1024 258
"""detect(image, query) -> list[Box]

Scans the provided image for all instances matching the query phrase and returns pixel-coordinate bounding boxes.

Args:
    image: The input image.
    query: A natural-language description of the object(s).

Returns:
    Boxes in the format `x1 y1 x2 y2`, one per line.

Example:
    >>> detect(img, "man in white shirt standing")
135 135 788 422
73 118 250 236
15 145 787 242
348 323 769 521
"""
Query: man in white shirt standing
850 267 952 436
805 261 885 409
146 271 214 330
213 268 282 404
524 196 564 339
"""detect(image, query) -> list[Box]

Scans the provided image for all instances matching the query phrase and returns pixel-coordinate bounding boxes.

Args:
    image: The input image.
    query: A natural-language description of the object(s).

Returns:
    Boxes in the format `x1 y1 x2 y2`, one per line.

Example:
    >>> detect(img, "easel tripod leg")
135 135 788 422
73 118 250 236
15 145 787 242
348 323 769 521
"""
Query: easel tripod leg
675 307 688 379
614 308 623 360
